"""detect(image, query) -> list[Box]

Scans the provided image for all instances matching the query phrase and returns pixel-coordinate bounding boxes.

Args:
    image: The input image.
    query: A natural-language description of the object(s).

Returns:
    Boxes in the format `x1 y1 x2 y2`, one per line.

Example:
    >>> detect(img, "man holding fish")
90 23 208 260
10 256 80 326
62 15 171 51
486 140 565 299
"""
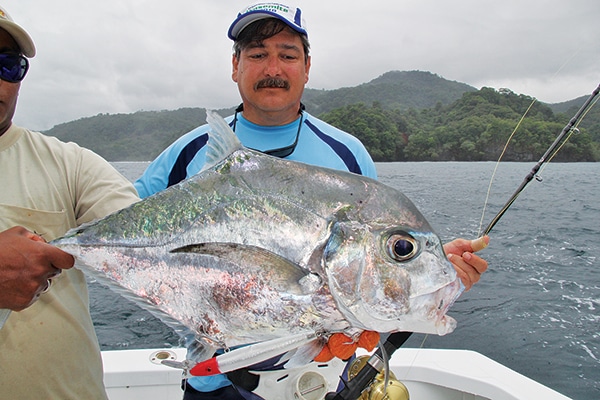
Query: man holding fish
135 3 489 399
0 5 139 399
0 2 487 400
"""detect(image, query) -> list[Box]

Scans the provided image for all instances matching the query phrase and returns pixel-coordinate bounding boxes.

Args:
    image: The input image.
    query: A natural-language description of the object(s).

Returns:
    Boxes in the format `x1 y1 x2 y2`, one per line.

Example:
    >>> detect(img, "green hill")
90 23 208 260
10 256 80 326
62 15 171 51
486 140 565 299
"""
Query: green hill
45 108 233 161
303 70 477 114
44 70 599 162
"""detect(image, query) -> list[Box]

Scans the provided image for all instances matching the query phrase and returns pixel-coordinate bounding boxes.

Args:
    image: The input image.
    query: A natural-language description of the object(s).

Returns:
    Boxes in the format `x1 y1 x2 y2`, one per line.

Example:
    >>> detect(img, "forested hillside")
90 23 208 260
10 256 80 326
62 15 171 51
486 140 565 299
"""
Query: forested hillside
321 88 599 161
45 108 229 161
45 71 599 162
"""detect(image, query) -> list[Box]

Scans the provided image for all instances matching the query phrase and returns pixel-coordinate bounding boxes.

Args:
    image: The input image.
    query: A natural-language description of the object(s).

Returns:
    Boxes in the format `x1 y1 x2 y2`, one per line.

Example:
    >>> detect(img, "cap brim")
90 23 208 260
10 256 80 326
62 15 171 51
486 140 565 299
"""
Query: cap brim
0 19 35 57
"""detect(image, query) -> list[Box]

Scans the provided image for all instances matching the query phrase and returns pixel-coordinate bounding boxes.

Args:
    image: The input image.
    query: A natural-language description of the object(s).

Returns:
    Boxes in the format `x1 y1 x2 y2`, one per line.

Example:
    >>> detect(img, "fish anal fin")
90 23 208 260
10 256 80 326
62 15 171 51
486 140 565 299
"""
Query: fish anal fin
279 337 326 369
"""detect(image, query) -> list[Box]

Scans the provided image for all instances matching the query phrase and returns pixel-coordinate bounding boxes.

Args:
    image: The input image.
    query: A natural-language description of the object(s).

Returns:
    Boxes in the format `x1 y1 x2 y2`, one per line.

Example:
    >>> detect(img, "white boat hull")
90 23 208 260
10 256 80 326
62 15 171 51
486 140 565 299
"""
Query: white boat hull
102 348 571 400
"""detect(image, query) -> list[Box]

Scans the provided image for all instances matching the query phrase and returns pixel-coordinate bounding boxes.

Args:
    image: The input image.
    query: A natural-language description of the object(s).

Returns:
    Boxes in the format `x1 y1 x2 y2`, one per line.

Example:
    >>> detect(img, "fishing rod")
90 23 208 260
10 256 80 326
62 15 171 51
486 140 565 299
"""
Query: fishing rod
482 82 600 235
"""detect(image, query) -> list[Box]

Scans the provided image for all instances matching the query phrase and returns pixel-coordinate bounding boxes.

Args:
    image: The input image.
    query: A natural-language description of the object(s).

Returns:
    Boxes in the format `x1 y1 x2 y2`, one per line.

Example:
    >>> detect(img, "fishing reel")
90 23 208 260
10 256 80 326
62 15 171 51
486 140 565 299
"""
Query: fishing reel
348 356 410 400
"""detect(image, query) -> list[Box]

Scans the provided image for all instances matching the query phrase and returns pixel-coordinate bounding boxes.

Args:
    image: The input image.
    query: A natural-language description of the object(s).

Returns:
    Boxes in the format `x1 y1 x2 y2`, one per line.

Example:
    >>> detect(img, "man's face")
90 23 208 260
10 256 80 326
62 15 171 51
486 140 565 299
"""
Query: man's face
232 28 310 124
0 28 21 135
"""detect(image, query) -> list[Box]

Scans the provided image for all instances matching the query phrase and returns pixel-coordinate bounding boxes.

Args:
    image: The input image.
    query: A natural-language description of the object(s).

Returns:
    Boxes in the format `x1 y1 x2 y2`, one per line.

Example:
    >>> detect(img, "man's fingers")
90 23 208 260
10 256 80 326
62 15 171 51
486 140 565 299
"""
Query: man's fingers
470 236 489 252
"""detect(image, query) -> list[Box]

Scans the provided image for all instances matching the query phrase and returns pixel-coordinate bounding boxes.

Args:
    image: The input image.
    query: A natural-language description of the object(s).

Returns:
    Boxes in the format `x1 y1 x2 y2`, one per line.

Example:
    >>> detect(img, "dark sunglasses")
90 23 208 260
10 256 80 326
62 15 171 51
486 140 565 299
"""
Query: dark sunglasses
0 53 29 83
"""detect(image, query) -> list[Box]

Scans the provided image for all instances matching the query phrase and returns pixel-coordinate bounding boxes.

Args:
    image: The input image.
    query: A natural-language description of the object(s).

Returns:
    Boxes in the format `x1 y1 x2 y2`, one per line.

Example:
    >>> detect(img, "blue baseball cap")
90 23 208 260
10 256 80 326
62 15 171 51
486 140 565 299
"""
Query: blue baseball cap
228 3 307 41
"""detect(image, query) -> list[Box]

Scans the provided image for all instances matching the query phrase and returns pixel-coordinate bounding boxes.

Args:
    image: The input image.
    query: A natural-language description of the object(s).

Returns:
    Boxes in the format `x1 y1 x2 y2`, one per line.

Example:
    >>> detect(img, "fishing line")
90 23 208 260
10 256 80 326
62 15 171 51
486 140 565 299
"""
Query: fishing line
481 82 600 235
476 47 588 237
393 334 429 382
477 98 538 236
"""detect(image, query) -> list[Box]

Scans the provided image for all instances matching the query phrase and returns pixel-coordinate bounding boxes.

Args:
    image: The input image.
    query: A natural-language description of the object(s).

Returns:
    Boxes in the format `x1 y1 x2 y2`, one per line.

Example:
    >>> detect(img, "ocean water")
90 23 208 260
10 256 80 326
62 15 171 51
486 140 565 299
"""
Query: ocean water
93 161 600 400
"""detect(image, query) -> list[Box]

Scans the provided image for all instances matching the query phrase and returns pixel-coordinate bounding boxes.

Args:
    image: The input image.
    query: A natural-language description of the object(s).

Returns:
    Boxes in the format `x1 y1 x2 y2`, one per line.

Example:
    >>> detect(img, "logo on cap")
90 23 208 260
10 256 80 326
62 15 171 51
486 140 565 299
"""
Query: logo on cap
228 2 307 41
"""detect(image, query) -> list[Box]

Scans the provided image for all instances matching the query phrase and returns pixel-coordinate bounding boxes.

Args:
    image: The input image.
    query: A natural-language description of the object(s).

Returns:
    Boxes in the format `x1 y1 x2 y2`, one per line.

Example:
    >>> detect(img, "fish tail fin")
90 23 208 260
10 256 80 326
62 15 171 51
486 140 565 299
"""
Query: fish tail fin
204 109 244 171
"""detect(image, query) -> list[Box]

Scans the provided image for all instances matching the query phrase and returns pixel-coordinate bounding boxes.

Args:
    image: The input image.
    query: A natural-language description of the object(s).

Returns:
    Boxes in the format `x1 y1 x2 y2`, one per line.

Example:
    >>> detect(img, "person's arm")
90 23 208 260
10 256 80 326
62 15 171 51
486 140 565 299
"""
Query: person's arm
0 226 73 311
444 236 489 290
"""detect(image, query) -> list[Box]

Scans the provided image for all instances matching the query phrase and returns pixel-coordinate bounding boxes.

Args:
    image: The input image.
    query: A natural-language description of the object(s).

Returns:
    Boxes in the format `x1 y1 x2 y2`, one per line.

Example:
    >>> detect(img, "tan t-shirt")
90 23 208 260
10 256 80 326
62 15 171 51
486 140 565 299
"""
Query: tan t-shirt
0 124 139 399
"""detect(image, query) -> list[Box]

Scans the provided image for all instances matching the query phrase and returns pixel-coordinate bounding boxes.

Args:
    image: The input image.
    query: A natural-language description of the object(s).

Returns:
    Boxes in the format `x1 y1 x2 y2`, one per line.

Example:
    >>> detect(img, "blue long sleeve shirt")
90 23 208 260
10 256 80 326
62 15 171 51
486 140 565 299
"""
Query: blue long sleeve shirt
135 111 376 198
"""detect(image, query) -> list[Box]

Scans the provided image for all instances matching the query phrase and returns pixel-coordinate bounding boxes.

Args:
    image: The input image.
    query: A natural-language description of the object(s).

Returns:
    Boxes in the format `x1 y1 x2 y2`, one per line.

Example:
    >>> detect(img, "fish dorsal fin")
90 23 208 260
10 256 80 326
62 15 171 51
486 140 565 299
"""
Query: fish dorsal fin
203 109 244 172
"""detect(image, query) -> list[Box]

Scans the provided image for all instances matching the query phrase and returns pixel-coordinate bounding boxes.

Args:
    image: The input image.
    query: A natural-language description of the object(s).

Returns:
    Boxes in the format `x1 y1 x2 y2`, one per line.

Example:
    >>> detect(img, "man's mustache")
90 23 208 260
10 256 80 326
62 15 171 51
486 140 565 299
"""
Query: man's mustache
255 77 290 90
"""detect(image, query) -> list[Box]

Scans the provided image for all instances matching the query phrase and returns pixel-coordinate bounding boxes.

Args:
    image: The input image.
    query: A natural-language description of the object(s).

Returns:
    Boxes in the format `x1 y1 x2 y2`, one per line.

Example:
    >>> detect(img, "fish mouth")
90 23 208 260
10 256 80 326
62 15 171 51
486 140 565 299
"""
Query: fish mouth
435 276 464 315
340 272 464 336
399 275 463 336
428 276 464 335
423 254 465 318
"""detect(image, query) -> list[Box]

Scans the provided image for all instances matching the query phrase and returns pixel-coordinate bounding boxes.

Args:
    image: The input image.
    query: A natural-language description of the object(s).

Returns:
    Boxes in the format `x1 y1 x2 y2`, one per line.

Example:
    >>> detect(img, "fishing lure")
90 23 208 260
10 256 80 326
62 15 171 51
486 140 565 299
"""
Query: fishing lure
189 332 320 376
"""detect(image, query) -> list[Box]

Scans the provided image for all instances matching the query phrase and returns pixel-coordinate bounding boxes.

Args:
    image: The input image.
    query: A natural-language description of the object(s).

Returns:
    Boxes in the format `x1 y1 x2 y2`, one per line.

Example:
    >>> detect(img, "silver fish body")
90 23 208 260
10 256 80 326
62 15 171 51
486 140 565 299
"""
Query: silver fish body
52 111 463 353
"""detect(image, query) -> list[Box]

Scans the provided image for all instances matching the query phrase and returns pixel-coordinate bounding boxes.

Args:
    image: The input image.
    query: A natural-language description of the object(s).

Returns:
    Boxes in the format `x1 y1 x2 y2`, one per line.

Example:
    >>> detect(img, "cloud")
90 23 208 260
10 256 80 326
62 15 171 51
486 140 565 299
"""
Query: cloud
7 0 600 131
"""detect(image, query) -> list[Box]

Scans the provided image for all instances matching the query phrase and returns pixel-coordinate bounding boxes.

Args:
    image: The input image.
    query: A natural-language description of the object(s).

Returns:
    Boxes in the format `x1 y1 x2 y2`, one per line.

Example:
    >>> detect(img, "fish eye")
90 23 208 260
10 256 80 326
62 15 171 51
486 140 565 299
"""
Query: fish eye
386 232 418 261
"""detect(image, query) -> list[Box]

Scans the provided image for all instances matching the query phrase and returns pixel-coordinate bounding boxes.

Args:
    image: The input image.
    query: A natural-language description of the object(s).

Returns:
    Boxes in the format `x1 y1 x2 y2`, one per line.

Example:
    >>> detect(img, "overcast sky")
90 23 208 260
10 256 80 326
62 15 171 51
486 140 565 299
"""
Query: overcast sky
7 0 600 131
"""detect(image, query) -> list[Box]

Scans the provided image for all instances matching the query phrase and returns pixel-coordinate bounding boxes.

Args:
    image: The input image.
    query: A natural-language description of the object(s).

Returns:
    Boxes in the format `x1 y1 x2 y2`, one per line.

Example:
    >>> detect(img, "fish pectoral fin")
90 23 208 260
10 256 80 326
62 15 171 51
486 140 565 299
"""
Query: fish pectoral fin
170 242 291 265
171 242 312 292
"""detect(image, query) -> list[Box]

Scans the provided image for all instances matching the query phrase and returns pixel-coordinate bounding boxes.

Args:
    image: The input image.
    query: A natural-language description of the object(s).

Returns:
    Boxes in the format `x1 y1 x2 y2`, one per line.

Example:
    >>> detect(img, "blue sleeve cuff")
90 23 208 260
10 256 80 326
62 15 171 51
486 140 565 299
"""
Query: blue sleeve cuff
187 374 233 392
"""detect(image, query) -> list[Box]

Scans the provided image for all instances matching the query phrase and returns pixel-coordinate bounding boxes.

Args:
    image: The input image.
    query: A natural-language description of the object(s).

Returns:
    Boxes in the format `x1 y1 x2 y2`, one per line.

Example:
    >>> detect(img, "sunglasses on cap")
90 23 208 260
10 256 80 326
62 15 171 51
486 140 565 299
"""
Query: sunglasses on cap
0 53 29 83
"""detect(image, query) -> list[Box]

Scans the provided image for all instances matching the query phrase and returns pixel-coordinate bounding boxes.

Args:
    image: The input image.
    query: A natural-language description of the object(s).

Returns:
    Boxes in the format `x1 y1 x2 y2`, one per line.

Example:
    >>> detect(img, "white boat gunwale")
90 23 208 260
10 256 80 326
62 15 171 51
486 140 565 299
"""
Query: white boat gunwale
102 347 571 400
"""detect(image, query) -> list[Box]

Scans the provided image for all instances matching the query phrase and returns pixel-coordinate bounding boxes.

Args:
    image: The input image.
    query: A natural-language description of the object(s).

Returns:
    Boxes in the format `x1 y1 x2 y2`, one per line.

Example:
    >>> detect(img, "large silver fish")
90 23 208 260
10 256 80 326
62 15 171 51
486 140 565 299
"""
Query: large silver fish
51 110 463 363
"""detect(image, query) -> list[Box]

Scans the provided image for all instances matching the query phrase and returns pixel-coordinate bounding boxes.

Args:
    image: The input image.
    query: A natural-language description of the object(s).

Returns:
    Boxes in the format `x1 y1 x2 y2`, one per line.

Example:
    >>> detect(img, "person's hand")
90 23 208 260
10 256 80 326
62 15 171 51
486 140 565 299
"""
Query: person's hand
314 331 380 362
444 236 489 291
0 226 74 311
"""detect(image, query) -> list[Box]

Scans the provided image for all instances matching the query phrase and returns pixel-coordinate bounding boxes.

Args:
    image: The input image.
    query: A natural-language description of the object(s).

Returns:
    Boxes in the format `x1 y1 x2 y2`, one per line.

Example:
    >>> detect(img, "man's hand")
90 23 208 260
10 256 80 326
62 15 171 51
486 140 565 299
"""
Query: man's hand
0 226 74 311
444 236 489 290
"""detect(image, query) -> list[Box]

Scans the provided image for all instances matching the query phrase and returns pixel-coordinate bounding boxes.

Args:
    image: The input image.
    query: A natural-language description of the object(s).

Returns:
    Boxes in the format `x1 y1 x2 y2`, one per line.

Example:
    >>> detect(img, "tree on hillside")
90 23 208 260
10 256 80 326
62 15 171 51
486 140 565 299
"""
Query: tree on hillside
320 103 408 161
